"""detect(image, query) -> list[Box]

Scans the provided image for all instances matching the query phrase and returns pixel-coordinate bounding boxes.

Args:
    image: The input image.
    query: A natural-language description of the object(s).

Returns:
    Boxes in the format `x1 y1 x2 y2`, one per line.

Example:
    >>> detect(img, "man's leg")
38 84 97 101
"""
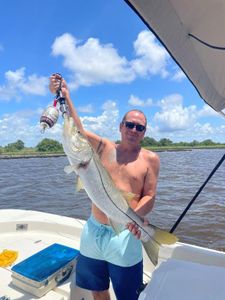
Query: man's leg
76 254 110 296
108 260 143 300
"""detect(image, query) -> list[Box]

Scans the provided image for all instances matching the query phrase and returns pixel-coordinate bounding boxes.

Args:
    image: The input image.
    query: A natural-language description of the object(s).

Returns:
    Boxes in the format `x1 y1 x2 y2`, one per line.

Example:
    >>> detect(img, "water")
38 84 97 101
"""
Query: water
0 149 224 251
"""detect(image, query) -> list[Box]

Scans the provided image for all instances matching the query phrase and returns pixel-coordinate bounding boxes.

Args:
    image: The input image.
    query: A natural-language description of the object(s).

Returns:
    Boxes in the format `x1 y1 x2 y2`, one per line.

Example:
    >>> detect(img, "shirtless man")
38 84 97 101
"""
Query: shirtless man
49 74 160 300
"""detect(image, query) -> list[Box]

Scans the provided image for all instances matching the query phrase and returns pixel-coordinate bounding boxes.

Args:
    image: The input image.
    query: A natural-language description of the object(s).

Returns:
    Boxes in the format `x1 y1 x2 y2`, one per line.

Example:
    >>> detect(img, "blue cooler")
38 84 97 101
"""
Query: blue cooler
11 243 79 297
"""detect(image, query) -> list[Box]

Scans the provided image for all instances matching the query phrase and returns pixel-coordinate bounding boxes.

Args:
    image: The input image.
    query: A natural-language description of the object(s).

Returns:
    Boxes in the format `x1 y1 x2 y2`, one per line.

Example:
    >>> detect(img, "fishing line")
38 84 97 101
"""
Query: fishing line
170 153 225 233
93 154 156 242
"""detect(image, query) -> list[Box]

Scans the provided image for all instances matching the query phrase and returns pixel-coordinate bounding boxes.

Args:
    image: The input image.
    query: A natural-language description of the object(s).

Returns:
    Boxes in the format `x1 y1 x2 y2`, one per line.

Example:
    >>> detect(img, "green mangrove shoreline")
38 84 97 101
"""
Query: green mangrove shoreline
0 145 224 159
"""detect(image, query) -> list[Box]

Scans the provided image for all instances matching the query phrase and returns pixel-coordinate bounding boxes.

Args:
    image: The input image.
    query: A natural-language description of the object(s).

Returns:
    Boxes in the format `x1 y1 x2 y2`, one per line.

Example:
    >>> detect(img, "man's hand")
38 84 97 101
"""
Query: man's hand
49 74 69 98
126 223 141 239
126 218 149 239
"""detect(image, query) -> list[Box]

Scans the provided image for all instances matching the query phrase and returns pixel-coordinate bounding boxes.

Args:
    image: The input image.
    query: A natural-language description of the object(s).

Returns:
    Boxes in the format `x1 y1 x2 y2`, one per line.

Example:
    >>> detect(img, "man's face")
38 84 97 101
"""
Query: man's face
120 111 146 145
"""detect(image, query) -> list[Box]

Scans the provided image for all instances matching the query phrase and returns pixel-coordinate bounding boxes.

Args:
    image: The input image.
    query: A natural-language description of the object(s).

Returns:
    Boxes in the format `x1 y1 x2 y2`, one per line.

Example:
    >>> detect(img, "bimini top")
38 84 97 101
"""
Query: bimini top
125 0 225 115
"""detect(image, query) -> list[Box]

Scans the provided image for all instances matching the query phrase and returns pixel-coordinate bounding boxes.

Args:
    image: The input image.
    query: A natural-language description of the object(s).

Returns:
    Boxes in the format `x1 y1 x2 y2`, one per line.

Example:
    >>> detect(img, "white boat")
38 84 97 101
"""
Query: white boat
1 209 225 300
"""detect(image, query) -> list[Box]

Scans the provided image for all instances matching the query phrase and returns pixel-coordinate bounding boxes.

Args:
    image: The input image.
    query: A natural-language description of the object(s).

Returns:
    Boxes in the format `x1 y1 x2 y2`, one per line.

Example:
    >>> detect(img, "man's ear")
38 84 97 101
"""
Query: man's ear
141 129 146 140
119 122 123 132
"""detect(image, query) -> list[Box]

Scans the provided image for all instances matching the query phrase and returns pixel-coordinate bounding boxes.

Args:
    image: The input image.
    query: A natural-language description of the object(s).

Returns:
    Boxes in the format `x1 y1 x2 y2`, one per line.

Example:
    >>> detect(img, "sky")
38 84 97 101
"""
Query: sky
0 0 224 147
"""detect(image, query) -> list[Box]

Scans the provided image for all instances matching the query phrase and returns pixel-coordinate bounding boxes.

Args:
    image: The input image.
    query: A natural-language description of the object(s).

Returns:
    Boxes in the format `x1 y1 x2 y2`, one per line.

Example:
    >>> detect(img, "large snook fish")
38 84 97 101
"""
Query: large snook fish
62 115 178 265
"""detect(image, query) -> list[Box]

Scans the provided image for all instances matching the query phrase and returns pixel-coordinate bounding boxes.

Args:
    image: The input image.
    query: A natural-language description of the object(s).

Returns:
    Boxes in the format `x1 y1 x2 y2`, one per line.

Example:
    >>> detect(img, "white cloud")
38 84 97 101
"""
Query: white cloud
149 121 225 143
145 93 225 142
1 100 225 148
0 31 184 104
51 31 175 89
171 69 186 82
154 94 197 131
0 68 48 102
0 109 63 147
128 94 153 107
81 100 120 140
194 122 214 135
131 30 170 78
178 123 225 142
51 33 135 89
198 105 219 118
0 101 121 147
0 100 119 147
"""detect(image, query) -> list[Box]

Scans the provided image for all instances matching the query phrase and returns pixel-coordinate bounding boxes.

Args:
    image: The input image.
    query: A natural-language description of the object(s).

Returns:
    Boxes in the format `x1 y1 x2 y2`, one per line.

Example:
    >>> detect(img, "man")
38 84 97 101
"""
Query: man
49 74 160 300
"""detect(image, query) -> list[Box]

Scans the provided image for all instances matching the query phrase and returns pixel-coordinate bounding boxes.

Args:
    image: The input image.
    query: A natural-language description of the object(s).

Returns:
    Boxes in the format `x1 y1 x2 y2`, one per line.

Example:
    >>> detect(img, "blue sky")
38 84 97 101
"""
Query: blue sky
0 0 224 147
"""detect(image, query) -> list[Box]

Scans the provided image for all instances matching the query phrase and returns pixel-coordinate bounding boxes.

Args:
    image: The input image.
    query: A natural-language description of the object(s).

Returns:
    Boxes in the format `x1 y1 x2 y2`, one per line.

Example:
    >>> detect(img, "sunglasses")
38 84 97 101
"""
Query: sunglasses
123 121 146 132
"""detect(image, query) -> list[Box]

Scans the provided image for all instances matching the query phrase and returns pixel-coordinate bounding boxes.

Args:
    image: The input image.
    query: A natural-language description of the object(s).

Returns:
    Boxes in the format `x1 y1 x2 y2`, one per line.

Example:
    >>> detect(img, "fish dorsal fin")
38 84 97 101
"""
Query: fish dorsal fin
64 165 74 174
76 176 84 192
108 218 124 235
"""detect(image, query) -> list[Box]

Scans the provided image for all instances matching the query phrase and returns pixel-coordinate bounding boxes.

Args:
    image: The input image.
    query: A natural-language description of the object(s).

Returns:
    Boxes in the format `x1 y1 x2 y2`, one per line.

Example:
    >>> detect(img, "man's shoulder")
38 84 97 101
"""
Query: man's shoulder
102 138 115 148
141 148 160 163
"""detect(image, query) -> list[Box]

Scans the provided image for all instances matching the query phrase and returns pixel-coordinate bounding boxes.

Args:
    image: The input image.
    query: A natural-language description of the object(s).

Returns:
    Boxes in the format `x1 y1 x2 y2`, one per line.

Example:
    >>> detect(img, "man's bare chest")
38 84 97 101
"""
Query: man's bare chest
100 148 147 192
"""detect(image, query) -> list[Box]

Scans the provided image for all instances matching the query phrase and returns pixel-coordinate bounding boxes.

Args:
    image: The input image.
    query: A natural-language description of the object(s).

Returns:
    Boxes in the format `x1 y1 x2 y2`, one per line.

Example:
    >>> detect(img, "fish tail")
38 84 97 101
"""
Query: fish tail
142 227 178 265
152 227 178 245
142 239 160 266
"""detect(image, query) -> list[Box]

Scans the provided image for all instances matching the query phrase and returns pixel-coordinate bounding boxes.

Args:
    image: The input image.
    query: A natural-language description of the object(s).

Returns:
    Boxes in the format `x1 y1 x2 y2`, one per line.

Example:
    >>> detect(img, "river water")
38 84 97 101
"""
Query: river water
0 149 224 251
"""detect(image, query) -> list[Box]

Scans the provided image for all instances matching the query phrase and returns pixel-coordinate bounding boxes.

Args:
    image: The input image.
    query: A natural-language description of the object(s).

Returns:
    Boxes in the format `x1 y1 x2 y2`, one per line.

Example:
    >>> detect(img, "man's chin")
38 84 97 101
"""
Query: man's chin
127 136 139 144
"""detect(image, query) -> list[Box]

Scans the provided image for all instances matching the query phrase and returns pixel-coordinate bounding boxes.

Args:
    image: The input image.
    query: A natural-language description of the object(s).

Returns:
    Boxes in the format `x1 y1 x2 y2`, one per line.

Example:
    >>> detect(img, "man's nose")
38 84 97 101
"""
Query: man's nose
130 126 137 132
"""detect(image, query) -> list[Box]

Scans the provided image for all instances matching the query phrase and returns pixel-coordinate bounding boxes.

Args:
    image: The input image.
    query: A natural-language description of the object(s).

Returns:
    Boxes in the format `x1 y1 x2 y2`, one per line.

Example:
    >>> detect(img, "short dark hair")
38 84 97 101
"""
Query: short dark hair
122 109 147 126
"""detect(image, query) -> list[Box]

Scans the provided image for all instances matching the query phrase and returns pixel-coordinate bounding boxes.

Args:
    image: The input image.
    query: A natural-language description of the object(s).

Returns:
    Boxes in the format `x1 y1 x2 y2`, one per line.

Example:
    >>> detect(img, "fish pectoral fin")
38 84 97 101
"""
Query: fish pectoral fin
121 191 136 206
76 176 84 192
64 165 84 191
64 165 74 174
152 226 178 245
108 218 124 235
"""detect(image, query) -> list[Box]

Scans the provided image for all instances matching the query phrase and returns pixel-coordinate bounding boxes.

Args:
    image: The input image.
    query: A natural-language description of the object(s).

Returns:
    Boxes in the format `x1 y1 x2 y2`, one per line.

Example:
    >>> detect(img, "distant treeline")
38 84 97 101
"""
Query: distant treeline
0 139 63 153
143 137 225 147
126 137 224 147
0 137 224 154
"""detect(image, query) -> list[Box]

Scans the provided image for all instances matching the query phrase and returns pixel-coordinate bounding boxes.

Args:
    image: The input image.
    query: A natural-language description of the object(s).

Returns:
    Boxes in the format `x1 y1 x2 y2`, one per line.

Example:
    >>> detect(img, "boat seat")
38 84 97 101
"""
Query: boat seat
139 258 225 300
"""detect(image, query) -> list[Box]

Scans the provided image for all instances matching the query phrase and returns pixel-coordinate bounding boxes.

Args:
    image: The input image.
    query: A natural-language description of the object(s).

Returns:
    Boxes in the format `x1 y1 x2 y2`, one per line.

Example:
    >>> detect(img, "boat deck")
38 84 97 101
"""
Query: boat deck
3 209 225 300
0 210 98 299
0 209 152 300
